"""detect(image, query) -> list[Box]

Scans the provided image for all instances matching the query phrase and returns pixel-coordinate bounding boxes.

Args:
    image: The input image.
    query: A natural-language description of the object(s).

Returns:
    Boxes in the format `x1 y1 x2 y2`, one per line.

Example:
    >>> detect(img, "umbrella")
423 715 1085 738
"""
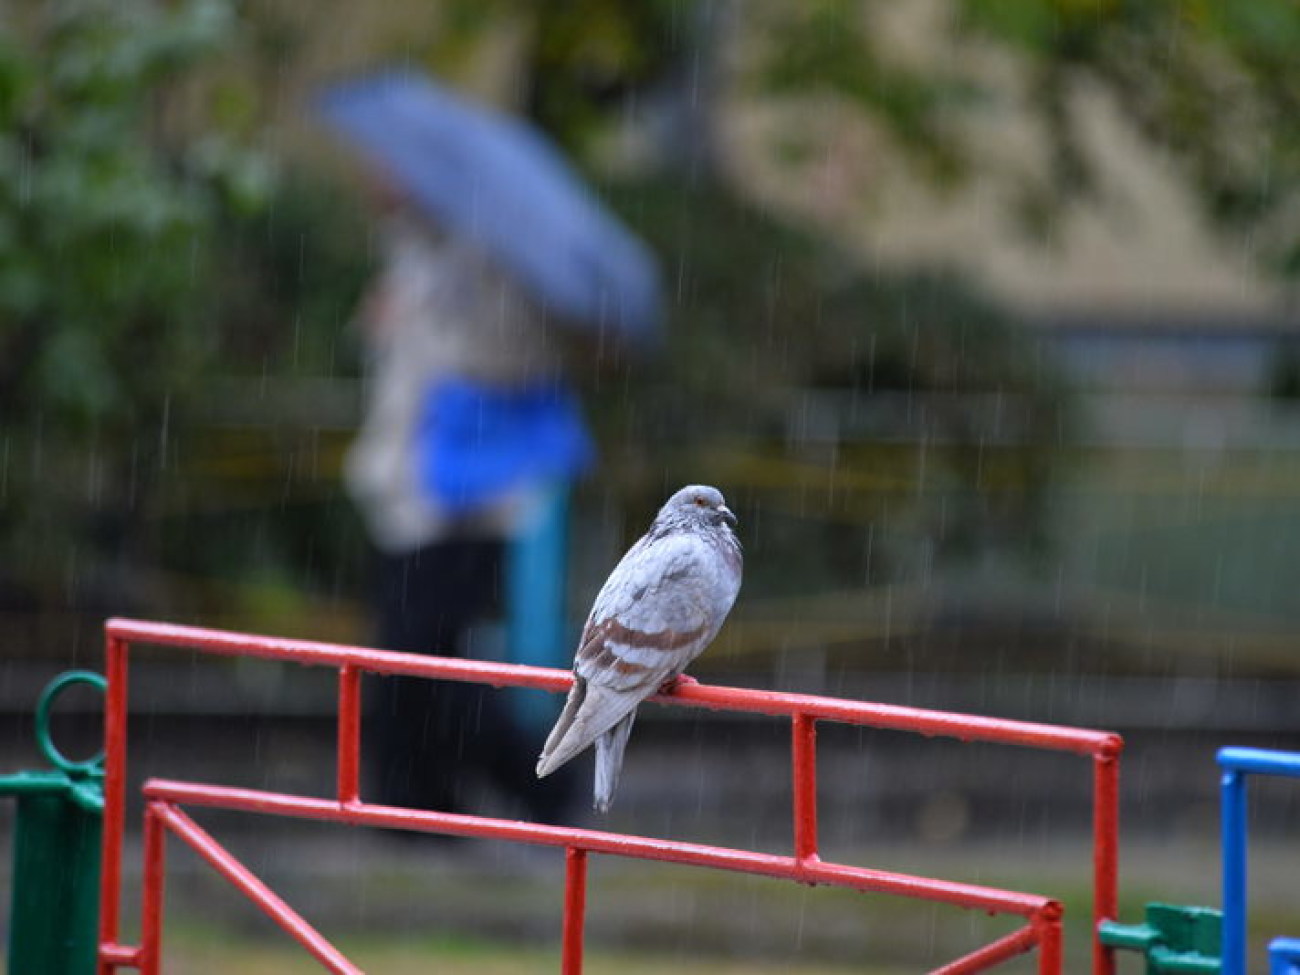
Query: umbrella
315 68 661 340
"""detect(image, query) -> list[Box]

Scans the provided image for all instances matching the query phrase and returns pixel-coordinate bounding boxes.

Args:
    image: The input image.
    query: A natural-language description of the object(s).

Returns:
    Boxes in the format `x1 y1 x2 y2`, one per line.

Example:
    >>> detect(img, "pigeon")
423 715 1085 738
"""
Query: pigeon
536 485 742 813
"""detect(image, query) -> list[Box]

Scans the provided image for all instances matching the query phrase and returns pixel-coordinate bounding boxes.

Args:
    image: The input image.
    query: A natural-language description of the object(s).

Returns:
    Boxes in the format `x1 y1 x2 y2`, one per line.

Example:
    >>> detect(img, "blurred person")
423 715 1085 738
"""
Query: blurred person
345 175 590 823
317 69 659 826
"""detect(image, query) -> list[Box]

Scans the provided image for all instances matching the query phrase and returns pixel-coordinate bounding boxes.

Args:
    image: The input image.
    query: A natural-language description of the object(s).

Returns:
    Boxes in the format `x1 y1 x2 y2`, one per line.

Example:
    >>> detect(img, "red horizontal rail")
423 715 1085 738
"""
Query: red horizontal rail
143 778 1057 918
105 617 1118 755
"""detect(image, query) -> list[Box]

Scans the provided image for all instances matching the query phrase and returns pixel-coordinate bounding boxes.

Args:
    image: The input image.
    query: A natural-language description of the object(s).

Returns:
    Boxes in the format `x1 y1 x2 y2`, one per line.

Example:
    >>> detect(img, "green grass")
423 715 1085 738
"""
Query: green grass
125 834 1300 974
163 926 912 974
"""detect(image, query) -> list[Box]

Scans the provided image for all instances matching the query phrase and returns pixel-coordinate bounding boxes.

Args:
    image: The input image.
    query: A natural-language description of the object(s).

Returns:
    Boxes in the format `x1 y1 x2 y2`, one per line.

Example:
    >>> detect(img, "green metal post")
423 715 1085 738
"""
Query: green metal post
1099 902 1223 973
2 671 106 975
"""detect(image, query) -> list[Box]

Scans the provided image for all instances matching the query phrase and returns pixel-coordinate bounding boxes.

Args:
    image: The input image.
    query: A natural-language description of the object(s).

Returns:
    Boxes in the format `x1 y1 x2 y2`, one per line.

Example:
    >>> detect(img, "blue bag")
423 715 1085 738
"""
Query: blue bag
418 379 595 514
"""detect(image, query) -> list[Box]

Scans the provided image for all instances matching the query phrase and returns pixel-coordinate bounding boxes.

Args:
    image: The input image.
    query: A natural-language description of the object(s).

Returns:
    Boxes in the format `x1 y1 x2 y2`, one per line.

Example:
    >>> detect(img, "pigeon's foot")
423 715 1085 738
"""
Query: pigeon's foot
659 674 699 694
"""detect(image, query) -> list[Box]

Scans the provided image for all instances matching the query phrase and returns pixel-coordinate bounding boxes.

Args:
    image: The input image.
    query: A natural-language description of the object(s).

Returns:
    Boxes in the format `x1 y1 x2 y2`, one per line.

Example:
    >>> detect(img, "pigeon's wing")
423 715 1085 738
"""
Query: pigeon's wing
536 532 723 777
578 530 724 694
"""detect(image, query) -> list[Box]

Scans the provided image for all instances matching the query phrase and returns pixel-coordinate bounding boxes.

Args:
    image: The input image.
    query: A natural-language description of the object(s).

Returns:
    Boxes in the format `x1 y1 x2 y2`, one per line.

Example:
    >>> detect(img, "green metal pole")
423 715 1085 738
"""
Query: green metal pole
2 671 106 975
8 785 103 974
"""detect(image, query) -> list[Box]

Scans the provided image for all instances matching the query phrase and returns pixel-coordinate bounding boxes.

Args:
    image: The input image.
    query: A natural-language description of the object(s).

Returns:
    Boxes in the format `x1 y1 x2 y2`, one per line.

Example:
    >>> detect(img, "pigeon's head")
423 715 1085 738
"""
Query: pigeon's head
659 484 737 532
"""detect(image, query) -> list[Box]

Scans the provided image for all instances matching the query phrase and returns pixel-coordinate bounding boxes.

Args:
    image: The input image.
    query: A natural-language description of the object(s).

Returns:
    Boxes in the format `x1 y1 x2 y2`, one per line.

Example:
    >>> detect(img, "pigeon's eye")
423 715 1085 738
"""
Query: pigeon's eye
694 497 706 506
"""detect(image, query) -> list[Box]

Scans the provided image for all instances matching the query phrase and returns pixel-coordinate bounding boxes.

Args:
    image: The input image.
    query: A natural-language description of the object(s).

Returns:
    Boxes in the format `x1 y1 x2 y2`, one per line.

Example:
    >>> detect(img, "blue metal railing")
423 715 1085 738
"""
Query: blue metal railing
1271 937 1300 975
1218 747 1300 975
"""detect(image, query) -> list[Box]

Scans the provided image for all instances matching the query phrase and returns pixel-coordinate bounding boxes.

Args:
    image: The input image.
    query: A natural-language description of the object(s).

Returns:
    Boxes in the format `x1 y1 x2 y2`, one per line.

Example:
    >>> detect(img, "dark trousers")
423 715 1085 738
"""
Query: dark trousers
368 537 574 822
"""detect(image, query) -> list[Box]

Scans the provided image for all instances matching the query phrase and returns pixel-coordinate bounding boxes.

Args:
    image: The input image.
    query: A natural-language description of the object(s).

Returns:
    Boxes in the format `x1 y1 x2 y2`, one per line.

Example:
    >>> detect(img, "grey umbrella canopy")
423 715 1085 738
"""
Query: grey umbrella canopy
315 68 661 341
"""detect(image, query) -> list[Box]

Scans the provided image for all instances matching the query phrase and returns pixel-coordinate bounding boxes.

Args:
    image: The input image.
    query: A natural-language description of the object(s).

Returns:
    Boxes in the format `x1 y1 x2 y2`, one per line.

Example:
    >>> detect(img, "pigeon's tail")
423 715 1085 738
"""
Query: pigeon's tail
593 711 636 814
536 681 634 779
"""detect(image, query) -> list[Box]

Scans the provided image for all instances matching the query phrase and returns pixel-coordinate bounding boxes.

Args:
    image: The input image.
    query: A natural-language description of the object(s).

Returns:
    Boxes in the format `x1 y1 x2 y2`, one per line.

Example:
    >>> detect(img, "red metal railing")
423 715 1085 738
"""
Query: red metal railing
96 618 1123 974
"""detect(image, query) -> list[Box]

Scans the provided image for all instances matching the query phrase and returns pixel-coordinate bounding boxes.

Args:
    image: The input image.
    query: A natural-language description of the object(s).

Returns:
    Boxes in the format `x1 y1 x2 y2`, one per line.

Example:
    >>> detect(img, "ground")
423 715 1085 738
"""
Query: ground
166 926 912 974
77 830 1297 974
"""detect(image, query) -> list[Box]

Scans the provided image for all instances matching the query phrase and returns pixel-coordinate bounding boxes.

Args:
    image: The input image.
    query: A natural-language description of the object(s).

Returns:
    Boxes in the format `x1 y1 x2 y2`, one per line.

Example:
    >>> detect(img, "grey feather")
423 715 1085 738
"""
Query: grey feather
536 681 637 777
535 484 742 811
593 712 636 814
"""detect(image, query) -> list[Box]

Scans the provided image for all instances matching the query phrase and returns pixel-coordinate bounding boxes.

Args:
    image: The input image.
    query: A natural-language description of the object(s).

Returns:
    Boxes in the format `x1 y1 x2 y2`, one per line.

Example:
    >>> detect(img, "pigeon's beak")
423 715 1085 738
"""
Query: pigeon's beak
716 504 737 528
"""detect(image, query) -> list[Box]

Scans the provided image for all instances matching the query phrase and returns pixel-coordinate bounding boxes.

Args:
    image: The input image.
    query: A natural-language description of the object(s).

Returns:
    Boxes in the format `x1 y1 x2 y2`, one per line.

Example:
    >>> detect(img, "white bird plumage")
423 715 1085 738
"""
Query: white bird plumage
535 485 742 812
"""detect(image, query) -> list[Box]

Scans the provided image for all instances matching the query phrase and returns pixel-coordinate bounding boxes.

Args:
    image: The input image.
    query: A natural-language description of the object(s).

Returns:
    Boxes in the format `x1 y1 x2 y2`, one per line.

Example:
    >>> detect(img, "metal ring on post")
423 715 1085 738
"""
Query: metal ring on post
35 670 108 775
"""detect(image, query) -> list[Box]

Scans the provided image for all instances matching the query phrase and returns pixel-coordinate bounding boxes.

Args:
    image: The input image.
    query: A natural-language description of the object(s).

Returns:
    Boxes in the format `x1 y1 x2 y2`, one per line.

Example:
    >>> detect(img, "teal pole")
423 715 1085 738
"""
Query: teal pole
2 671 106 975
507 485 572 730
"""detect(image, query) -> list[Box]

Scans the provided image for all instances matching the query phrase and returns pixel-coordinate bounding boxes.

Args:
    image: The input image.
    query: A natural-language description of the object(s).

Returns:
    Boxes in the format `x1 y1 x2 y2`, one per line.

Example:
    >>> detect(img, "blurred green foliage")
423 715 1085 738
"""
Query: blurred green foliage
0 0 272 605
759 0 1300 271
428 0 689 152
592 177 1070 595
10 0 1300 632
420 2 1073 588
427 0 1300 277
214 175 371 377
758 1 979 186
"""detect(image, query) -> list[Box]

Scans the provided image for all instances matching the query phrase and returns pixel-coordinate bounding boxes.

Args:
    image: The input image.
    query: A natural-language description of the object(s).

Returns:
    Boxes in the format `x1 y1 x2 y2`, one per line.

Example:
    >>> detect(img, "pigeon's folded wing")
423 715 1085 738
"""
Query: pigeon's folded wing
577 532 718 695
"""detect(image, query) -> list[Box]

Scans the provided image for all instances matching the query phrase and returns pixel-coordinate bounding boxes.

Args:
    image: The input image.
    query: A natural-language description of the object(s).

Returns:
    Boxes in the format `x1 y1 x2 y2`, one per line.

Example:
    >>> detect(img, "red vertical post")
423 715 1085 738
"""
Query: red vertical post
138 803 167 975
1092 739 1122 975
98 634 129 974
792 712 818 864
1036 906 1064 975
561 847 588 975
337 665 361 805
